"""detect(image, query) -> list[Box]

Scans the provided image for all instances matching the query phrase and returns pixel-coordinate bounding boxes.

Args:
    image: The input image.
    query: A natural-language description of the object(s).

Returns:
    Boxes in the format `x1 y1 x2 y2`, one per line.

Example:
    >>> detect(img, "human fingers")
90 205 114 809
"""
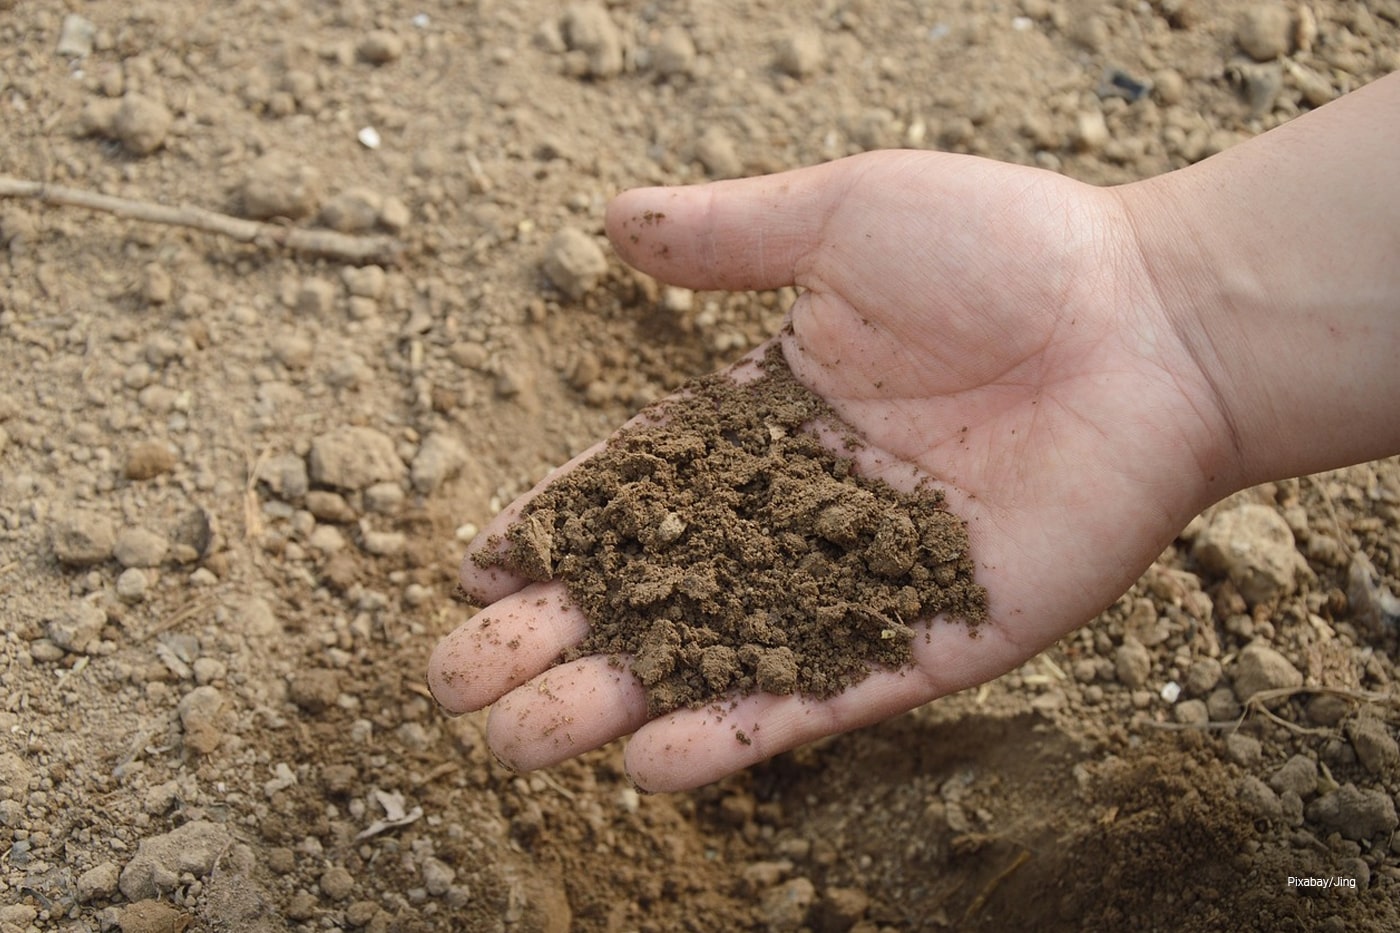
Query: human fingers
604 156 869 292
458 440 608 605
621 614 1028 793
427 581 587 714
485 656 650 772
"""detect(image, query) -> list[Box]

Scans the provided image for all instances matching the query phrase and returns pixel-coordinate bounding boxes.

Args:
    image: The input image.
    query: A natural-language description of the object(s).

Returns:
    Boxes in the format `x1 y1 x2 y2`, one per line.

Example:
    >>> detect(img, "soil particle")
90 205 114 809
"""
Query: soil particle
1192 503 1304 605
118 820 232 901
1345 715 1400 776
308 426 405 491
1113 636 1151 688
321 187 384 235
76 861 121 903
482 345 985 716
241 153 322 221
1230 642 1303 701
357 30 404 66
542 227 609 300
761 876 816 931
44 598 106 653
116 899 191 933
288 669 342 714
1237 3 1293 61
696 126 744 179
112 93 172 156
124 440 177 480
561 2 624 79
653 25 698 79
411 432 469 494
52 508 117 566
775 30 824 79
113 526 169 569
1304 783 1399 841
320 865 356 901
178 685 225 755
1268 753 1319 797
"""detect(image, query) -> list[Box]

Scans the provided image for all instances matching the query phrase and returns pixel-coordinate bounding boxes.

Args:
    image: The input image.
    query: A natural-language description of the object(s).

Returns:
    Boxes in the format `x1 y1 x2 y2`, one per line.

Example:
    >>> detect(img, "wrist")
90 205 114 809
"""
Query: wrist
1118 74 1400 493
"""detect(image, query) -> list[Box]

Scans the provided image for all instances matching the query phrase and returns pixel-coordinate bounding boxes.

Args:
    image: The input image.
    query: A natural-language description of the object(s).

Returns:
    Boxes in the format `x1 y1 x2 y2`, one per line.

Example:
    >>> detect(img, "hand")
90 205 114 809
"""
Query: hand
428 149 1237 792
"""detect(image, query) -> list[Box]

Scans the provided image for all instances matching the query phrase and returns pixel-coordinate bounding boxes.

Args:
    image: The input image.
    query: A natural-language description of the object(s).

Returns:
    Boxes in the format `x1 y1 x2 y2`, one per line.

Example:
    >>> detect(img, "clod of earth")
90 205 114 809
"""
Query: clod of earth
478 344 986 716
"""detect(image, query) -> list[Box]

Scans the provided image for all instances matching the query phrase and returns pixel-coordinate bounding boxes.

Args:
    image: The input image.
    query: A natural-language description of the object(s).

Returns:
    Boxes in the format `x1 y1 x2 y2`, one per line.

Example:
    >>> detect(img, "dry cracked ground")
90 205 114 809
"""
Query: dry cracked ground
2 1 1400 931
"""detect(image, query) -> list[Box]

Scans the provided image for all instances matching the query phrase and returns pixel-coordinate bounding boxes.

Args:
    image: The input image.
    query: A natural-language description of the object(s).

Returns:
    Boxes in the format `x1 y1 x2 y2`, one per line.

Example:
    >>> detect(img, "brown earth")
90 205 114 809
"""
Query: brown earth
479 343 985 718
2 2 1400 932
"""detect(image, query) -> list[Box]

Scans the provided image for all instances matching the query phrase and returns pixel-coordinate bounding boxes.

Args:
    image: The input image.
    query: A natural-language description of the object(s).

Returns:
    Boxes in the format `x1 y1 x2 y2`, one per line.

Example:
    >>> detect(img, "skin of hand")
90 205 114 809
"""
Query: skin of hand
429 72 1400 793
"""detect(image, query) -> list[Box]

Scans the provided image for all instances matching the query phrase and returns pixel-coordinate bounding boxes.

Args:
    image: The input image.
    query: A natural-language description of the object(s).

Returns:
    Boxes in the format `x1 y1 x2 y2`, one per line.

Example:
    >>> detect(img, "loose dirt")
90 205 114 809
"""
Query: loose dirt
480 344 985 717
3 2 1399 932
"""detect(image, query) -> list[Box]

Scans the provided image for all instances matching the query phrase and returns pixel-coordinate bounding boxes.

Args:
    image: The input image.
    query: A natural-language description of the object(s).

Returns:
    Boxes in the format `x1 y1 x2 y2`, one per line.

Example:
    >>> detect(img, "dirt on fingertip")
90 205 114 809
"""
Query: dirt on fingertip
478 344 987 717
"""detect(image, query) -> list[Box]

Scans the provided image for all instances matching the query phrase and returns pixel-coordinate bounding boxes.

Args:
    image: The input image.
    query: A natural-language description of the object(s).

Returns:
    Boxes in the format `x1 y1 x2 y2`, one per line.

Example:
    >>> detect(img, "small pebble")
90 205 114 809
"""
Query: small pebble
775 30 824 78
696 126 743 179
361 530 405 557
561 2 623 78
1302 697 1348 731
1345 716 1400 776
242 153 323 221
113 526 169 569
1173 699 1209 725
1114 637 1151 688
125 440 177 480
1224 732 1263 767
322 188 383 234
653 25 697 78
1238 3 1292 61
542 227 608 299
297 278 337 316
116 567 149 602
321 865 355 901
56 14 97 58
1230 642 1302 703
76 861 120 903
306 490 356 523
113 93 172 156
308 426 405 491
1193 504 1303 605
1074 110 1110 151
289 669 341 713
1269 754 1318 797
52 509 117 566
358 30 404 65
363 482 404 514
1305 784 1398 841
45 599 107 653
342 264 387 299
118 821 230 900
411 433 469 494
422 857 456 896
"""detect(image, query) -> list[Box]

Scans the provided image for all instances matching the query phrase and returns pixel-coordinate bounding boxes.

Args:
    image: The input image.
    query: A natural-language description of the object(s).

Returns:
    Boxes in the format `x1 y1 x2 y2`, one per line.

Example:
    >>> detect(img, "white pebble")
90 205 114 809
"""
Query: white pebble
116 567 149 603
1160 681 1182 703
357 126 382 150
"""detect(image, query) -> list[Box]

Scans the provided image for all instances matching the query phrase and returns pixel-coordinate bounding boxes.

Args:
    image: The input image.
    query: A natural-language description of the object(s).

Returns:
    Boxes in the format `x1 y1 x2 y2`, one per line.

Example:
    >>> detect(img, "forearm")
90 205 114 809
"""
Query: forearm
1121 70 1400 491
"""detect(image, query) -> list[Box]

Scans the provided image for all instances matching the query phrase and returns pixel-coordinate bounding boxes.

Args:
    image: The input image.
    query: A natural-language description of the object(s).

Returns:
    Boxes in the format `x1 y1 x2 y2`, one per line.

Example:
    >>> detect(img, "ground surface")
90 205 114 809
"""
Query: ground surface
2 1 1399 931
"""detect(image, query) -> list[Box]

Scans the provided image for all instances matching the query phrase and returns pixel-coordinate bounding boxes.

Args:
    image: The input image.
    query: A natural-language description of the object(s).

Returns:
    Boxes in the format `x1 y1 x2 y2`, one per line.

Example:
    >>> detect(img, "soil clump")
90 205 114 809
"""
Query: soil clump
480 345 986 715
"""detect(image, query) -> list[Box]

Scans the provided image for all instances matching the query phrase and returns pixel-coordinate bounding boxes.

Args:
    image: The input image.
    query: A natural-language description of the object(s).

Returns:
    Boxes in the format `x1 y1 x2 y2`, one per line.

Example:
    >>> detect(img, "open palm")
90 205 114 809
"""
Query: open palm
429 150 1236 791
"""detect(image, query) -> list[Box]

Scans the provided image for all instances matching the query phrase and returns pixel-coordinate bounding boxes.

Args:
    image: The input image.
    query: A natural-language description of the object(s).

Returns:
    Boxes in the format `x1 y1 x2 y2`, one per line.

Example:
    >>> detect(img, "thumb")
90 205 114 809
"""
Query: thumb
604 157 860 292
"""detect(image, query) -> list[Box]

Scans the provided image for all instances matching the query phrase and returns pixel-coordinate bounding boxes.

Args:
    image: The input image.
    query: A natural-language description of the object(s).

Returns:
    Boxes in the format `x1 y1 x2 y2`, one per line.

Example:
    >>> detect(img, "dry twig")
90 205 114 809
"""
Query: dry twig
1146 684 1400 735
0 175 403 265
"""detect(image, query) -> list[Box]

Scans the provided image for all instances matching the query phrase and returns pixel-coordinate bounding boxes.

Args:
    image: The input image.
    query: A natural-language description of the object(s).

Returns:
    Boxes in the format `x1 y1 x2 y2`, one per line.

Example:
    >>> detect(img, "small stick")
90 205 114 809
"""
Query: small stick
0 175 404 265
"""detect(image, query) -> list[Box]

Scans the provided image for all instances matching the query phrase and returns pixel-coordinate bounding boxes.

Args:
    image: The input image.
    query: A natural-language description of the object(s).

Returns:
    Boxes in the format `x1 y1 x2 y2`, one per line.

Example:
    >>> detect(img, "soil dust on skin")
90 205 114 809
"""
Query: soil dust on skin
3 2 1400 932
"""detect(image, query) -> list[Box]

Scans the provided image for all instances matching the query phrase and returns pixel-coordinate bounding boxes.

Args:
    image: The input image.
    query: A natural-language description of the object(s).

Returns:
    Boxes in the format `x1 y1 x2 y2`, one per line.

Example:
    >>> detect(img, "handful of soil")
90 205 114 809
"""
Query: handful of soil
477 345 986 717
